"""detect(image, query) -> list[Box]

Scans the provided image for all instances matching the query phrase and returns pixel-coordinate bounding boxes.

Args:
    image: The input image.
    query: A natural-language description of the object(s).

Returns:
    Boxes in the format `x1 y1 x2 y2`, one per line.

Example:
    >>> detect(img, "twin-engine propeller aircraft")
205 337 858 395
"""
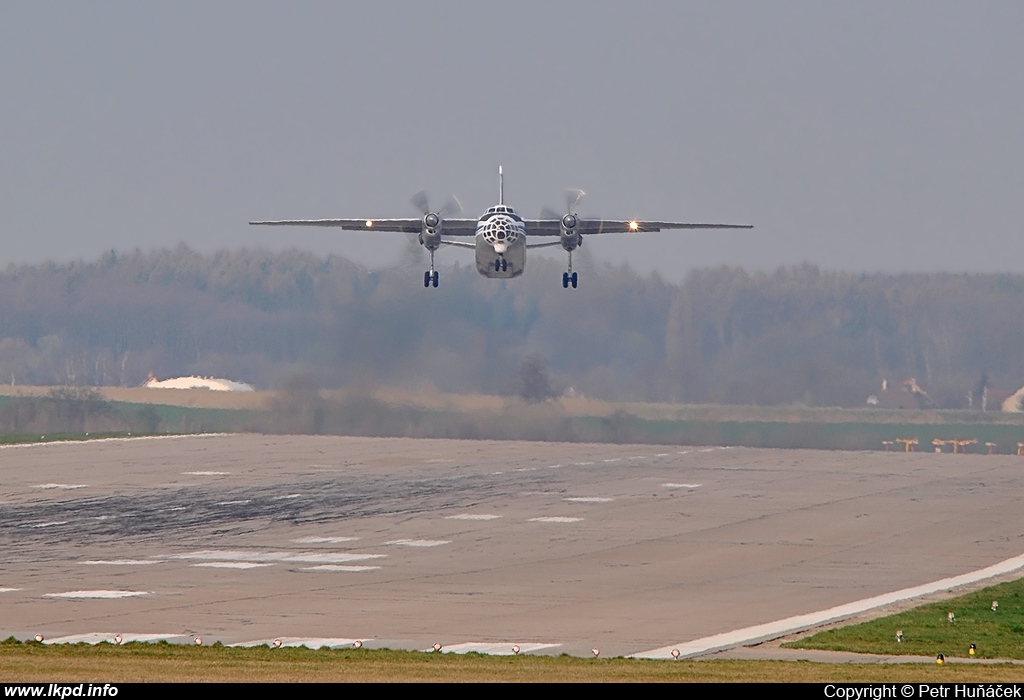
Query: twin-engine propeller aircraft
250 167 752 288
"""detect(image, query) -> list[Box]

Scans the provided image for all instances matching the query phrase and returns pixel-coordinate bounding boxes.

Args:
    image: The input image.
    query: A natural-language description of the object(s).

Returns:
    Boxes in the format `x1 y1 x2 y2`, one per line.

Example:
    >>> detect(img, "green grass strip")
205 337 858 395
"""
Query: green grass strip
788 578 1024 659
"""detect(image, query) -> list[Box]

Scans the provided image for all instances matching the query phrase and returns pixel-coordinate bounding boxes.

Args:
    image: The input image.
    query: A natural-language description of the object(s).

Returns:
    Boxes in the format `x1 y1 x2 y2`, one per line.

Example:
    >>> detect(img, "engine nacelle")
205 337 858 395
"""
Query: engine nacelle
560 213 582 251
420 213 443 250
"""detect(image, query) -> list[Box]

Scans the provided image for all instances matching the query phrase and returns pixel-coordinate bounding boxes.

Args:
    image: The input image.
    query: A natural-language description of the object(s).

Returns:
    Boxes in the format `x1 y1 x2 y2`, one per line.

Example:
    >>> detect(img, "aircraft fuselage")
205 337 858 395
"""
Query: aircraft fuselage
474 207 526 279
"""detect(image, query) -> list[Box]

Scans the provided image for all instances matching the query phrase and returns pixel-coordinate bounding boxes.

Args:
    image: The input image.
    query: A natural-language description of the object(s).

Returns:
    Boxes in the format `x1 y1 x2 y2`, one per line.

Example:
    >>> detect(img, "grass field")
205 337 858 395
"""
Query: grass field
2 641 1024 683
788 578 1024 660
7 384 1024 425
4 384 1024 452
0 386 269 411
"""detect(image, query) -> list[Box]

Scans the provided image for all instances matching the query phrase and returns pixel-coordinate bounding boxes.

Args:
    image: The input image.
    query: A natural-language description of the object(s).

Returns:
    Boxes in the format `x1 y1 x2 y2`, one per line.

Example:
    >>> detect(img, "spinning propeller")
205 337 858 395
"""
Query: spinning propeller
540 188 586 230
410 190 463 224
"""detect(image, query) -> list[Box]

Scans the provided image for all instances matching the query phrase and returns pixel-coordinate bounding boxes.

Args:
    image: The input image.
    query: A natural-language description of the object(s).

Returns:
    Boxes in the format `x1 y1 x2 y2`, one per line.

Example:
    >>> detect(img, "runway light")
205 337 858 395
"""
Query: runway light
992 600 999 612
592 648 600 657
936 653 944 664
354 640 362 648
272 639 282 648
433 643 442 652
948 612 955 623
969 644 977 656
114 635 122 645
195 637 203 646
671 649 680 659
512 645 520 655
34 634 43 643
896 630 903 643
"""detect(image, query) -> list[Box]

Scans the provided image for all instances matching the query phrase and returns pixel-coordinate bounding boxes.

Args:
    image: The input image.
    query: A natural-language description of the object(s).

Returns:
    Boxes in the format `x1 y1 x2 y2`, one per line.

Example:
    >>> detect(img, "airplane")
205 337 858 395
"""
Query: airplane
250 167 752 289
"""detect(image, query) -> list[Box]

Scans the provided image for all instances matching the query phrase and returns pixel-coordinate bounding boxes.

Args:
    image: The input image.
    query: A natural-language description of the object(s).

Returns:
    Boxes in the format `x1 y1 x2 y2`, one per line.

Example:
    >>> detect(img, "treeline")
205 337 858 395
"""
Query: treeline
1 245 1023 408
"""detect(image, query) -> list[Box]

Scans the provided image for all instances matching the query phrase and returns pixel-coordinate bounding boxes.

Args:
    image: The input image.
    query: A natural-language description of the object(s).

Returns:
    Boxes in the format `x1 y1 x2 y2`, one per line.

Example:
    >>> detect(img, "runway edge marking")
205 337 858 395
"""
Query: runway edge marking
632 552 1024 660
0 433 231 450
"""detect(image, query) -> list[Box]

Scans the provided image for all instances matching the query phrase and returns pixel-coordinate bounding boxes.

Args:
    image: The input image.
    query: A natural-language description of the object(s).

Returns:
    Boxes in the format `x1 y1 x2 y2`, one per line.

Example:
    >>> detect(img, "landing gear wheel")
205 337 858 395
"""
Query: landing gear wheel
424 271 431 288
562 272 569 288
501 259 508 272
571 271 578 288
431 270 439 287
495 259 501 272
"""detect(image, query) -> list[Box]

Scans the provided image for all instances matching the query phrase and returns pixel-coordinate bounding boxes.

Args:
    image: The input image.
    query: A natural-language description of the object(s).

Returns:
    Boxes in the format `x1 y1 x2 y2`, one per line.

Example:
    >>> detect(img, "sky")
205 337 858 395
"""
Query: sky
2 2 1022 282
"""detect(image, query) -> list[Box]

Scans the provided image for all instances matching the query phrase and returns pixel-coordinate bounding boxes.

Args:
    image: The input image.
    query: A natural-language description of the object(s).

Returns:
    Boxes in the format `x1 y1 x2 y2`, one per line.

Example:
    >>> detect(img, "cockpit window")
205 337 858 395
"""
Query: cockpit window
483 206 520 221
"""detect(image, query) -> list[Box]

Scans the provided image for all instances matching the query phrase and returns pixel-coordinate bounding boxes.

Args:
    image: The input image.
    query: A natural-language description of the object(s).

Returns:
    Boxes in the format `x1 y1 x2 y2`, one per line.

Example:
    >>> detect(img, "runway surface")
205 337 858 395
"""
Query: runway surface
2 434 1024 658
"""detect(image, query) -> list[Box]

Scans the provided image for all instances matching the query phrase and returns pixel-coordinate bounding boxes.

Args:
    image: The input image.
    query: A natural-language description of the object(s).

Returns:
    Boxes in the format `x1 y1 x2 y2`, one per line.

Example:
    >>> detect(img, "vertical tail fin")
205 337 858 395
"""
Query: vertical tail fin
498 165 504 205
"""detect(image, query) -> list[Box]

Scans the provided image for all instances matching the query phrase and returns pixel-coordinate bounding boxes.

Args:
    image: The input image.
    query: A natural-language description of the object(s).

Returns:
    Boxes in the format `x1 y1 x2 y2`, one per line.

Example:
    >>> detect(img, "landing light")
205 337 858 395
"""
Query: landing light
628 220 639 231
365 220 374 227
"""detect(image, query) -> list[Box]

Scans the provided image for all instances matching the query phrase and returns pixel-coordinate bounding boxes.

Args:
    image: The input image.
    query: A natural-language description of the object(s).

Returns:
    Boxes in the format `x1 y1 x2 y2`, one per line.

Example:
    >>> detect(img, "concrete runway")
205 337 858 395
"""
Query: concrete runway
2 434 1024 658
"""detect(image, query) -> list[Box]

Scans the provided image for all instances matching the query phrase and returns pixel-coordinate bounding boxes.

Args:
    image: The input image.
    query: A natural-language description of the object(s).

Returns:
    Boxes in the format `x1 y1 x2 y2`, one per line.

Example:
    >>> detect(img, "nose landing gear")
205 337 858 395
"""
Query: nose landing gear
424 250 439 288
494 257 508 273
562 251 578 288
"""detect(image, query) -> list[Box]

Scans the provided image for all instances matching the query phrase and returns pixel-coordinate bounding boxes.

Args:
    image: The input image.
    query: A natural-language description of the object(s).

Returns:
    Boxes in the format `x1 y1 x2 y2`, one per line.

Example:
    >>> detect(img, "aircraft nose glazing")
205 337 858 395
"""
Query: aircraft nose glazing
481 217 519 250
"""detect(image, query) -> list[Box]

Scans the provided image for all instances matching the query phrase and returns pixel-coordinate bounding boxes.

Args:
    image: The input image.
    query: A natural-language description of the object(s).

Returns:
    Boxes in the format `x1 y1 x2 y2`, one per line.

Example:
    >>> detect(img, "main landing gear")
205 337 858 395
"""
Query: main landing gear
562 250 578 288
424 249 439 288
494 257 508 272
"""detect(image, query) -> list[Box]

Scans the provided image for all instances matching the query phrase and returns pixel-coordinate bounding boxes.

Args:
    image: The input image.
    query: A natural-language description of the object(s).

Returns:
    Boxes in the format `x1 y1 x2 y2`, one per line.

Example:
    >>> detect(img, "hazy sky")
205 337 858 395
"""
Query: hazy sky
2 2 1022 282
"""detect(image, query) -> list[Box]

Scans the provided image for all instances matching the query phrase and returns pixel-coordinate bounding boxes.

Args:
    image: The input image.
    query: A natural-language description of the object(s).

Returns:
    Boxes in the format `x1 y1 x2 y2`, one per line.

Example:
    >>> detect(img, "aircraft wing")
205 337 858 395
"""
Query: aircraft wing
523 219 753 235
249 218 480 236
